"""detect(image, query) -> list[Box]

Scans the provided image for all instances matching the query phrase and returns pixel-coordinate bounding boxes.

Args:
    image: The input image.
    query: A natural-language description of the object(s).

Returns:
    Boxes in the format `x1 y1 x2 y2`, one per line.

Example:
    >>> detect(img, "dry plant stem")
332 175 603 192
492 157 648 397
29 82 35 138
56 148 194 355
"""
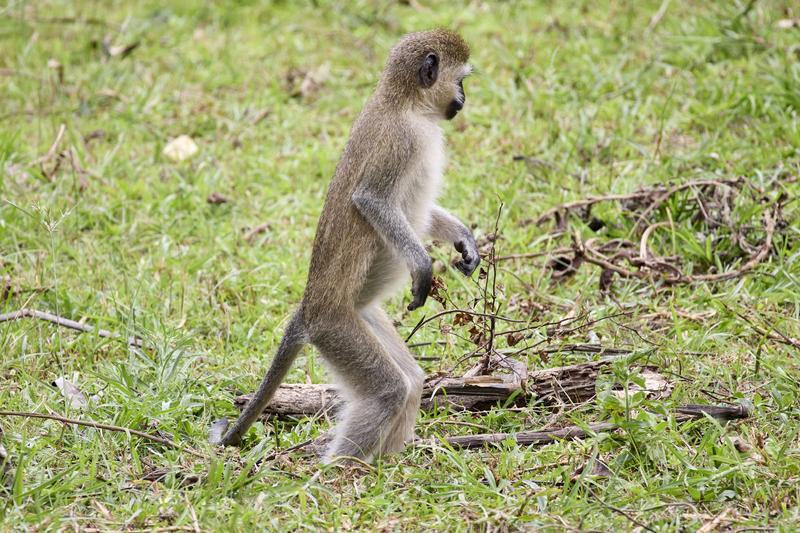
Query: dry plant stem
0 309 143 347
404 308 528 343
35 123 66 167
724 305 800 349
0 411 208 459
495 247 573 262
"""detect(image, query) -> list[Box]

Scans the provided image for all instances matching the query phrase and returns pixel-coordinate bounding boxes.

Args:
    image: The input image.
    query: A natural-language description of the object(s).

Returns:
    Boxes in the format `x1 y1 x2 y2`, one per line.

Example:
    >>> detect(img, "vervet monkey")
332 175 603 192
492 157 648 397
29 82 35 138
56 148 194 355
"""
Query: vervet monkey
210 29 479 463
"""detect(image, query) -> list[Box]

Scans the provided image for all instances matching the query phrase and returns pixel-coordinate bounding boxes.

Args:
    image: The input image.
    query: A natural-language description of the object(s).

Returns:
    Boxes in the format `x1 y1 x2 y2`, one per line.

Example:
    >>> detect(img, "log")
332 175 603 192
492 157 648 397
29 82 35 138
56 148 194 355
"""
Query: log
235 356 626 418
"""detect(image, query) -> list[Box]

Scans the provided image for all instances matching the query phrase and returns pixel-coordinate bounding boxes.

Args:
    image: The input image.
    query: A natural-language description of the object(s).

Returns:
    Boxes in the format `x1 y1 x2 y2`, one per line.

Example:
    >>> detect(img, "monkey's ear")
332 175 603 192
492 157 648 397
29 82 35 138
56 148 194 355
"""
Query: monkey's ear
418 52 438 88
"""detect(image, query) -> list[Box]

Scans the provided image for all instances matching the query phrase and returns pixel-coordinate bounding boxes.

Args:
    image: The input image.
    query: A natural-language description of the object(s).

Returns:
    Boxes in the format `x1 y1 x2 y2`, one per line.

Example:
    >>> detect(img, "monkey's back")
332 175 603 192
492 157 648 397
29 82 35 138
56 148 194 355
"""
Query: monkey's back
302 105 418 316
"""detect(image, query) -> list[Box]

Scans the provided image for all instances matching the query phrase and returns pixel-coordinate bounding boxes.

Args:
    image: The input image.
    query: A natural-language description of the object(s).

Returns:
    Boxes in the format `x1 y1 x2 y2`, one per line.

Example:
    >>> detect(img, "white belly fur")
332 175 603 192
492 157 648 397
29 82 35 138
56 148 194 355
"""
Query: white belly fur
360 117 445 307
401 116 445 236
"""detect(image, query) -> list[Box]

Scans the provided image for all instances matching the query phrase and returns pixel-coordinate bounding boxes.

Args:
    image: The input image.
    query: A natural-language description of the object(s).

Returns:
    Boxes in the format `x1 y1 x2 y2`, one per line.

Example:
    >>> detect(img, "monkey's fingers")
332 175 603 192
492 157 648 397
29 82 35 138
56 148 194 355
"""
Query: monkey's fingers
454 254 480 277
208 418 230 445
408 281 431 310
407 291 428 311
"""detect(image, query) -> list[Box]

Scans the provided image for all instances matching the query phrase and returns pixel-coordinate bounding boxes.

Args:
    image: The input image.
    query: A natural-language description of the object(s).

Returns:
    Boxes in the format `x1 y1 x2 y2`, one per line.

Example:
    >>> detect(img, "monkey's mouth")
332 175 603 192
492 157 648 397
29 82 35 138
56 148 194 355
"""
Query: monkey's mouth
445 99 463 120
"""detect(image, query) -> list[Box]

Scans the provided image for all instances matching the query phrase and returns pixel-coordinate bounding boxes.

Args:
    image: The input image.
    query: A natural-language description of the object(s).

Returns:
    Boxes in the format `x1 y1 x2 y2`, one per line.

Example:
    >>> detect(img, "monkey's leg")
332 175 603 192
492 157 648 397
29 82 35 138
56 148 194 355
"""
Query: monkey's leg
310 312 409 463
360 305 425 451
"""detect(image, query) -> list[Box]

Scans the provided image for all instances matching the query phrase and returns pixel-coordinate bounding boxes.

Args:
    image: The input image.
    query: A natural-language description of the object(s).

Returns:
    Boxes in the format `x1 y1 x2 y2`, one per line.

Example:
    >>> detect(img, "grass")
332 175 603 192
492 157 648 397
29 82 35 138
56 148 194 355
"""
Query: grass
1 0 799 530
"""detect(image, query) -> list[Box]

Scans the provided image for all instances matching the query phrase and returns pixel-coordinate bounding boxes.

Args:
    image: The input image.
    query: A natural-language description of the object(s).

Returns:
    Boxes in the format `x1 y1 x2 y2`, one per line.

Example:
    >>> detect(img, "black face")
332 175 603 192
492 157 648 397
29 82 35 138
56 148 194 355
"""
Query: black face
445 79 465 120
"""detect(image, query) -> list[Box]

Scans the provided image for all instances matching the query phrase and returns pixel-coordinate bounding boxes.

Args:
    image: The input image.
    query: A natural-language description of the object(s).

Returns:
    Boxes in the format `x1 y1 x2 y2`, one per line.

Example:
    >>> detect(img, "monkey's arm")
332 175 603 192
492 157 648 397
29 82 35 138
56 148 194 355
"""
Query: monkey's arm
352 190 432 310
429 206 481 277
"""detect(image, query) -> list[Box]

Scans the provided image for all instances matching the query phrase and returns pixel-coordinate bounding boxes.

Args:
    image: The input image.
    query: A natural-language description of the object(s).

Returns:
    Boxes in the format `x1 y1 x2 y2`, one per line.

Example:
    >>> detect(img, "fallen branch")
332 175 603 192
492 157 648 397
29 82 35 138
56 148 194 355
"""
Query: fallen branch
434 404 750 449
235 355 635 418
0 309 143 348
0 411 207 459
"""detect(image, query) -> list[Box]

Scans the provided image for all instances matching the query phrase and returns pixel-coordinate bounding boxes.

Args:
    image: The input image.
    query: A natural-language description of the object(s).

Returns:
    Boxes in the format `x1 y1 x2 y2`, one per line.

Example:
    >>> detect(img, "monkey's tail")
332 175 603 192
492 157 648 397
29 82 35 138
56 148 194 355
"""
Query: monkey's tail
210 311 308 446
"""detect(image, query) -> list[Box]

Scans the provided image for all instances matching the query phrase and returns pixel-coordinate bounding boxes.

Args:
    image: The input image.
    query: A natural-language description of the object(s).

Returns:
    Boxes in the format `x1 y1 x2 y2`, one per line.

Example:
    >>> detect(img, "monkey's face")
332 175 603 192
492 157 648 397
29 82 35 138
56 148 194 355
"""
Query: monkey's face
444 77 466 120
418 53 471 121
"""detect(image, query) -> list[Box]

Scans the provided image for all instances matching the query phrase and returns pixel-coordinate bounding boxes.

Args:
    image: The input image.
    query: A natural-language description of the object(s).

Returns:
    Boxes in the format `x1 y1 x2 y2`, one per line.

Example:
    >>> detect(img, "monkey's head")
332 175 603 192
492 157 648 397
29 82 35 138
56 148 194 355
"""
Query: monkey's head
379 29 471 121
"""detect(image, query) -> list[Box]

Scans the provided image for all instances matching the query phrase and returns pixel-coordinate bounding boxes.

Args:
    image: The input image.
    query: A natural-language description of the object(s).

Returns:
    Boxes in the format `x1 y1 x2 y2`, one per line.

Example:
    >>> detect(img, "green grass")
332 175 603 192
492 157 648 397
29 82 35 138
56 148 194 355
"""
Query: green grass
2 0 800 530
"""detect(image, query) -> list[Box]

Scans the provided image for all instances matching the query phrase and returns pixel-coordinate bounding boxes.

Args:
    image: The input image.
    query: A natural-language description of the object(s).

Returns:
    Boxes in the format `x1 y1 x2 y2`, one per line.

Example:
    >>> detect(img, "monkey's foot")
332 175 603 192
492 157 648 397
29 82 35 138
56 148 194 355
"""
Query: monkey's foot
208 418 230 445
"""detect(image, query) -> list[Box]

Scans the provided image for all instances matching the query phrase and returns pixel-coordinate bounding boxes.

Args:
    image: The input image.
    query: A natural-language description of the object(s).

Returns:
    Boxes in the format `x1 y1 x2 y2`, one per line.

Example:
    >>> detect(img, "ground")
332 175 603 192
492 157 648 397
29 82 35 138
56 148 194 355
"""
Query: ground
1 0 800 531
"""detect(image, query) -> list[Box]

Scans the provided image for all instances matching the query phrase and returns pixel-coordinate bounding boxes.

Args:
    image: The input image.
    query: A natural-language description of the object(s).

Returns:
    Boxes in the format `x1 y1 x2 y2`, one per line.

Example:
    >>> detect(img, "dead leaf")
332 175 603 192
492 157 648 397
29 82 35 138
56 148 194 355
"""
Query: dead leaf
571 458 612 480
697 508 730 533
453 312 472 326
163 135 198 162
287 63 330 99
776 19 799 29
102 34 140 58
207 192 230 205
47 58 63 83
611 369 672 400
507 331 524 347
53 376 89 409
429 276 447 305
244 222 271 244
252 108 271 124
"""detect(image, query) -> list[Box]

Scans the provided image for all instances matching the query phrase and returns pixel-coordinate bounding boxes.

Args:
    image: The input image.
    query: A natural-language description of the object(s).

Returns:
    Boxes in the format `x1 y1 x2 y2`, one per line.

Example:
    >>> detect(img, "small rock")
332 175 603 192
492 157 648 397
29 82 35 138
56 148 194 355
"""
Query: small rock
163 135 199 162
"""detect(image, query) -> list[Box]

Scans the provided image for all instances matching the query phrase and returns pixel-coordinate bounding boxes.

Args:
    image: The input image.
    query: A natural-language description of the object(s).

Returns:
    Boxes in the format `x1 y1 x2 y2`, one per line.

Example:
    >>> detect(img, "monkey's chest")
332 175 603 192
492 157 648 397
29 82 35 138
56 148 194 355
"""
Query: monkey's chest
401 130 445 236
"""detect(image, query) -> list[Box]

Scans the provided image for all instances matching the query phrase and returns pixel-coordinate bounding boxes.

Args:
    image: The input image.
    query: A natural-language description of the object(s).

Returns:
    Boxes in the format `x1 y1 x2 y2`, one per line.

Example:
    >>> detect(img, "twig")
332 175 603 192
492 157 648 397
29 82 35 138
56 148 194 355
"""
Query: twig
35 123 66 168
404 308 528 343
697 508 731 533
0 309 143 347
0 411 207 459
485 204 504 360
495 247 573 262
590 488 657 533
647 0 671 30
721 304 800 349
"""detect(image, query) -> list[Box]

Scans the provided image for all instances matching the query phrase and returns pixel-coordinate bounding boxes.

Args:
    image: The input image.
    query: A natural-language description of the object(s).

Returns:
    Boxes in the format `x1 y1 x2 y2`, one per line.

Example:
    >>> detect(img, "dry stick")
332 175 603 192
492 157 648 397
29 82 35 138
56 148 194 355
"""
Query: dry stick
404 308 528 343
433 404 750 450
0 309 143 347
0 411 208 459
647 0 672 30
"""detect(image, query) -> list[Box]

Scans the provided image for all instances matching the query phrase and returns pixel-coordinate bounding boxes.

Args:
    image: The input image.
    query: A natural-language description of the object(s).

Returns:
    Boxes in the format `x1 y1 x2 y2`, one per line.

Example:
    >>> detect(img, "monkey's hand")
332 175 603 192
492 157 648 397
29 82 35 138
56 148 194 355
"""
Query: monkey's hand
454 236 480 277
408 256 433 311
